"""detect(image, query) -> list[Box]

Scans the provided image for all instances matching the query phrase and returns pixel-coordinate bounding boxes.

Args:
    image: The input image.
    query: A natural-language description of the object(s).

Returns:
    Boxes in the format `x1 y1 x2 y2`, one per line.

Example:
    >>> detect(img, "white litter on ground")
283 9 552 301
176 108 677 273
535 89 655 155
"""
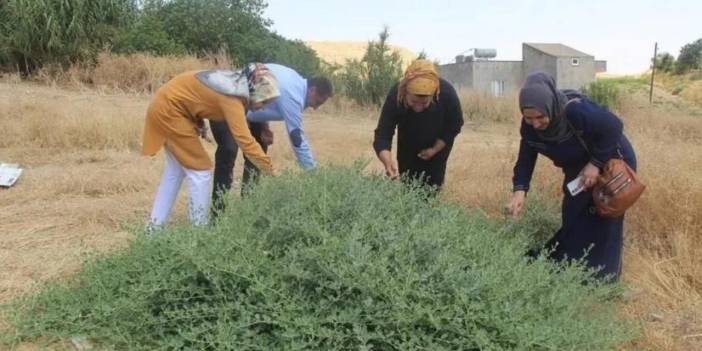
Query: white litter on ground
0 162 22 187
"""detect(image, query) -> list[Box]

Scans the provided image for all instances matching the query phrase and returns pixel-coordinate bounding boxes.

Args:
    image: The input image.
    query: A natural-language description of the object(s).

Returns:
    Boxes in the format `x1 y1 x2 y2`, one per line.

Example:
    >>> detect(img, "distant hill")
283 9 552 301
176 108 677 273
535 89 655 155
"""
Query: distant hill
305 41 418 67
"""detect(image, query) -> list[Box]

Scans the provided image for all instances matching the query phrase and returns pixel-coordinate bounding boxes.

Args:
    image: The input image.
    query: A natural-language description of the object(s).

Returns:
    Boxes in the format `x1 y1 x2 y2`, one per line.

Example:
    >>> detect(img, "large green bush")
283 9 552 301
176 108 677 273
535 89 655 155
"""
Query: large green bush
675 38 702 74
4 165 635 350
338 27 403 106
0 0 321 77
151 0 268 59
0 0 138 73
583 79 623 110
235 32 322 78
265 35 322 79
111 14 186 56
117 0 321 76
654 52 676 73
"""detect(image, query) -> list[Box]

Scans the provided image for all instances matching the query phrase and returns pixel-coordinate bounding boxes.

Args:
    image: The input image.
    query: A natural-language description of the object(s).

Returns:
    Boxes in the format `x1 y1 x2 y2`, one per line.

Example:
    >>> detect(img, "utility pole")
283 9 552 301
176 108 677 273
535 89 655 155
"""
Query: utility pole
649 42 658 104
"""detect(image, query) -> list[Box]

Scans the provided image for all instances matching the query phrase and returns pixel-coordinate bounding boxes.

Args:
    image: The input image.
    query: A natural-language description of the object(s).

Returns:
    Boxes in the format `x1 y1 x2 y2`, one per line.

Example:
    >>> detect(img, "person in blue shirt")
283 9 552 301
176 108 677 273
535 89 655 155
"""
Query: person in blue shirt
209 64 333 211
507 72 637 281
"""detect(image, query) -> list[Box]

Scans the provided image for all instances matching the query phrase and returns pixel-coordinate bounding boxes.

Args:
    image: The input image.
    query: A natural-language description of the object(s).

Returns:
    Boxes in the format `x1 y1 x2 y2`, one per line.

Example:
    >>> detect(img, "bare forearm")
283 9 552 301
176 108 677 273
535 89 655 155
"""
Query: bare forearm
378 149 393 166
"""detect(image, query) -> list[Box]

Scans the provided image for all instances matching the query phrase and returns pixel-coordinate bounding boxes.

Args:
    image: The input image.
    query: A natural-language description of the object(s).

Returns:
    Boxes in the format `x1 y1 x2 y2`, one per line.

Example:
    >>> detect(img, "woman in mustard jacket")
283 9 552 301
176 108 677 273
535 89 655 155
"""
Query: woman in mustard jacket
143 63 278 230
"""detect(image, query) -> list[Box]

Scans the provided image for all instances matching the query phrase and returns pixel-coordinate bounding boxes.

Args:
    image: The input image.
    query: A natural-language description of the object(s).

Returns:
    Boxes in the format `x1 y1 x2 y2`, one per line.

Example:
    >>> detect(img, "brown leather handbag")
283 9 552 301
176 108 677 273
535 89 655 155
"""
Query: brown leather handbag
592 158 645 218
569 121 645 218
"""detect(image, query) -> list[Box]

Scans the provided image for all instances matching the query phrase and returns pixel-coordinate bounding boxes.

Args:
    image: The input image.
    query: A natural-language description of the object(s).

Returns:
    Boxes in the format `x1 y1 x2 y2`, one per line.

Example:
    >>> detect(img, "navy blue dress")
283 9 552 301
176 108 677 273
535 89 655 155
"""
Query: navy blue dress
512 98 637 280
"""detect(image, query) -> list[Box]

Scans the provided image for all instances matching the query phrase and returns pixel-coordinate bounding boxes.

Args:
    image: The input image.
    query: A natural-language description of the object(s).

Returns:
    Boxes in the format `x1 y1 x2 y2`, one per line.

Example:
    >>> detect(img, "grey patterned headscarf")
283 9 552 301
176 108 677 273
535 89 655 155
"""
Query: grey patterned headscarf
195 63 279 103
519 72 571 142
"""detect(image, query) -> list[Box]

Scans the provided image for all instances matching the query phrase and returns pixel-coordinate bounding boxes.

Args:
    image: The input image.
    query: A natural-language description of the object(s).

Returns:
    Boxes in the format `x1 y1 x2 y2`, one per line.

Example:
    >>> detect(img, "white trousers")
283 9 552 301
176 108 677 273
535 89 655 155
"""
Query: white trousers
148 149 211 229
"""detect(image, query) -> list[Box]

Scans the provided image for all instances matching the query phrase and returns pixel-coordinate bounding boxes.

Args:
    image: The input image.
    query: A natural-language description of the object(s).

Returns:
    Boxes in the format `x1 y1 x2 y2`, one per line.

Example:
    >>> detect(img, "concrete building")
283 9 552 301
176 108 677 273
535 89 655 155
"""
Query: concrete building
438 43 607 96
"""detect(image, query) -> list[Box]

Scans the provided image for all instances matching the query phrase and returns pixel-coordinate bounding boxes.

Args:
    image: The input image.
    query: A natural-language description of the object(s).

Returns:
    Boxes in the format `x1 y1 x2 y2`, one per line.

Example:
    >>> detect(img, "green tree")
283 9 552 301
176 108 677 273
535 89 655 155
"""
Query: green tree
338 58 367 102
675 38 702 74
112 14 186 55
141 0 320 75
264 34 321 78
0 0 139 73
364 27 403 105
154 0 269 60
0 0 322 77
654 52 675 73
339 26 403 105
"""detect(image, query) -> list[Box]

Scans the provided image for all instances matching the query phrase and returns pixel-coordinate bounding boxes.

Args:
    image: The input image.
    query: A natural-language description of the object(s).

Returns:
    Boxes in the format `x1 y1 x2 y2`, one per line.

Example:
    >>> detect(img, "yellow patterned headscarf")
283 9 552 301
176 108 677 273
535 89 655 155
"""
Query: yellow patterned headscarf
397 59 440 105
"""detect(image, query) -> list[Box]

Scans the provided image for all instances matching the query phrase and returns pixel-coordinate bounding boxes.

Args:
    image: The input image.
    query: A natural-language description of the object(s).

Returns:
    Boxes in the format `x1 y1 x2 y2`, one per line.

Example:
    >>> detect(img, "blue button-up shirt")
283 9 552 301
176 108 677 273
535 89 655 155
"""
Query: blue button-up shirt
247 64 316 169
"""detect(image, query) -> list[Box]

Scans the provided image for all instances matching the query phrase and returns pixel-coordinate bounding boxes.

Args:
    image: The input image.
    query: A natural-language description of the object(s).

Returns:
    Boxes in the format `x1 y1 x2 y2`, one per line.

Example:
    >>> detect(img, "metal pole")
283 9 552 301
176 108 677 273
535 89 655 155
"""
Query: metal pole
649 42 658 103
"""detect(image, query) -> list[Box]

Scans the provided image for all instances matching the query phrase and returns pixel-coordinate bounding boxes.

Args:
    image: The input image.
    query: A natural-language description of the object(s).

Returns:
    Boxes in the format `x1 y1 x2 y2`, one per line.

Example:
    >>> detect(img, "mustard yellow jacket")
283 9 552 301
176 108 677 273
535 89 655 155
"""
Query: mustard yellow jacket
142 71 272 173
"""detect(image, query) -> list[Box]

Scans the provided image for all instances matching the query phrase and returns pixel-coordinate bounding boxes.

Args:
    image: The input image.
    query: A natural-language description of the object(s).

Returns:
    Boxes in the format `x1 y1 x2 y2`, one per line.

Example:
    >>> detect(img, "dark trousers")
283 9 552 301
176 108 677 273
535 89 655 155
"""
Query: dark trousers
210 119 267 213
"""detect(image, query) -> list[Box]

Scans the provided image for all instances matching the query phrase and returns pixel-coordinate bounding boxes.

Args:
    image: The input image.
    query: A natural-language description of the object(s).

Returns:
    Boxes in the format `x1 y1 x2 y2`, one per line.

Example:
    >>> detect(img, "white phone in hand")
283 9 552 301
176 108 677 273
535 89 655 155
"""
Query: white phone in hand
567 175 585 196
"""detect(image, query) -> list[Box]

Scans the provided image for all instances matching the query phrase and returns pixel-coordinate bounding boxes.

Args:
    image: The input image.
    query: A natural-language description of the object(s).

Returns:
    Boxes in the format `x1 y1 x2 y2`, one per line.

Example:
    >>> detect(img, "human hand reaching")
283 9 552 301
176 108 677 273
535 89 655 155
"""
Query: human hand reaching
579 162 600 189
417 147 438 161
508 190 527 218
260 128 274 146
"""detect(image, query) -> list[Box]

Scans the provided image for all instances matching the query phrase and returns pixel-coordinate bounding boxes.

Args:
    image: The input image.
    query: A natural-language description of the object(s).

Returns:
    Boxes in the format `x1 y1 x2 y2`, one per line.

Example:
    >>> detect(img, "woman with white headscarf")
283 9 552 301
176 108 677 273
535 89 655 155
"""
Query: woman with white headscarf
508 72 637 281
142 63 279 229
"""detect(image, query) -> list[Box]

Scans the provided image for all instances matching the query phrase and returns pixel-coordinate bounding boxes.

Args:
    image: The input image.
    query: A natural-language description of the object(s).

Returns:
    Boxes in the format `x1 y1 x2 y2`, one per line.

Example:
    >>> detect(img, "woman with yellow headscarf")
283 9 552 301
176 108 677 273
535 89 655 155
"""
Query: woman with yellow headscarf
373 59 464 191
143 63 279 230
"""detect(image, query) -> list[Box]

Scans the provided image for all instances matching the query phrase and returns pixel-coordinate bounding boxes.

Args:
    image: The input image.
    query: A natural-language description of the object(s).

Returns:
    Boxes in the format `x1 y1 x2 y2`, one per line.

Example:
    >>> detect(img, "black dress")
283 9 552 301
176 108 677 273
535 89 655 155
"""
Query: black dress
373 79 463 189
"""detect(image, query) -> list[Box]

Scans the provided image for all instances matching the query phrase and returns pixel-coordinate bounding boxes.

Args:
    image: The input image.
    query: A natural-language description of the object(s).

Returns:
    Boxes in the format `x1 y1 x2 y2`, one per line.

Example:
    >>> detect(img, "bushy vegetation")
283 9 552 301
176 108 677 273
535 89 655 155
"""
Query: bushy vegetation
649 39 702 75
674 39 702 74
111 12 186 56
334 27 404 106
649 39 702 106
0 0 138 73
583 75 650 110
254 33 322 78
0 0 321 77
4 165 636 350
654 52 676 73
583 79 623 109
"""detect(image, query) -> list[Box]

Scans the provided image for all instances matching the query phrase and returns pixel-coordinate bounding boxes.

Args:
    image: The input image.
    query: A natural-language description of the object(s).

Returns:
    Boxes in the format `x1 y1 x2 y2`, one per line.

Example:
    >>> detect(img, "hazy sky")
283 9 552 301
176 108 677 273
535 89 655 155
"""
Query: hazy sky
264 0 701 74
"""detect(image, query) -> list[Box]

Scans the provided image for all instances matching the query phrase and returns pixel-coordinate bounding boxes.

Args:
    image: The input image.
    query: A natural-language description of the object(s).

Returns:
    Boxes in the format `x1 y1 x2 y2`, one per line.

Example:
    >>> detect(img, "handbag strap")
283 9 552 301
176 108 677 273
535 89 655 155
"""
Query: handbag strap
562 99 591 155
565 109 624 160
566 119 590 155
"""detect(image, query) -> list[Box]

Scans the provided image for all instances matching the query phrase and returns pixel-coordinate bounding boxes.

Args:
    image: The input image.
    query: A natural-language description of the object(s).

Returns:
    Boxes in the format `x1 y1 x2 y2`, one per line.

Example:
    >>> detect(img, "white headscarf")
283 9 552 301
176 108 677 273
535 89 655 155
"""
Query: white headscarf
195 63 279 103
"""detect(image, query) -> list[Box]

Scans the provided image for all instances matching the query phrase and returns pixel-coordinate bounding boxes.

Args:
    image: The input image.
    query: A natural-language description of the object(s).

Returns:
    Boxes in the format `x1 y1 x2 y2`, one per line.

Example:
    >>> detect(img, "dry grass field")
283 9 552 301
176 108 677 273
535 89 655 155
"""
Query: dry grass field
1 55 701 350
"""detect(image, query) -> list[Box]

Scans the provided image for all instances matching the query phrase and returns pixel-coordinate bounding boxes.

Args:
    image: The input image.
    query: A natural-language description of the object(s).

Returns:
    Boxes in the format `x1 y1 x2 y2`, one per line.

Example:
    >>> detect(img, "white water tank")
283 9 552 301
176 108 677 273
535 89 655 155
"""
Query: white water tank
472 48 497 59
